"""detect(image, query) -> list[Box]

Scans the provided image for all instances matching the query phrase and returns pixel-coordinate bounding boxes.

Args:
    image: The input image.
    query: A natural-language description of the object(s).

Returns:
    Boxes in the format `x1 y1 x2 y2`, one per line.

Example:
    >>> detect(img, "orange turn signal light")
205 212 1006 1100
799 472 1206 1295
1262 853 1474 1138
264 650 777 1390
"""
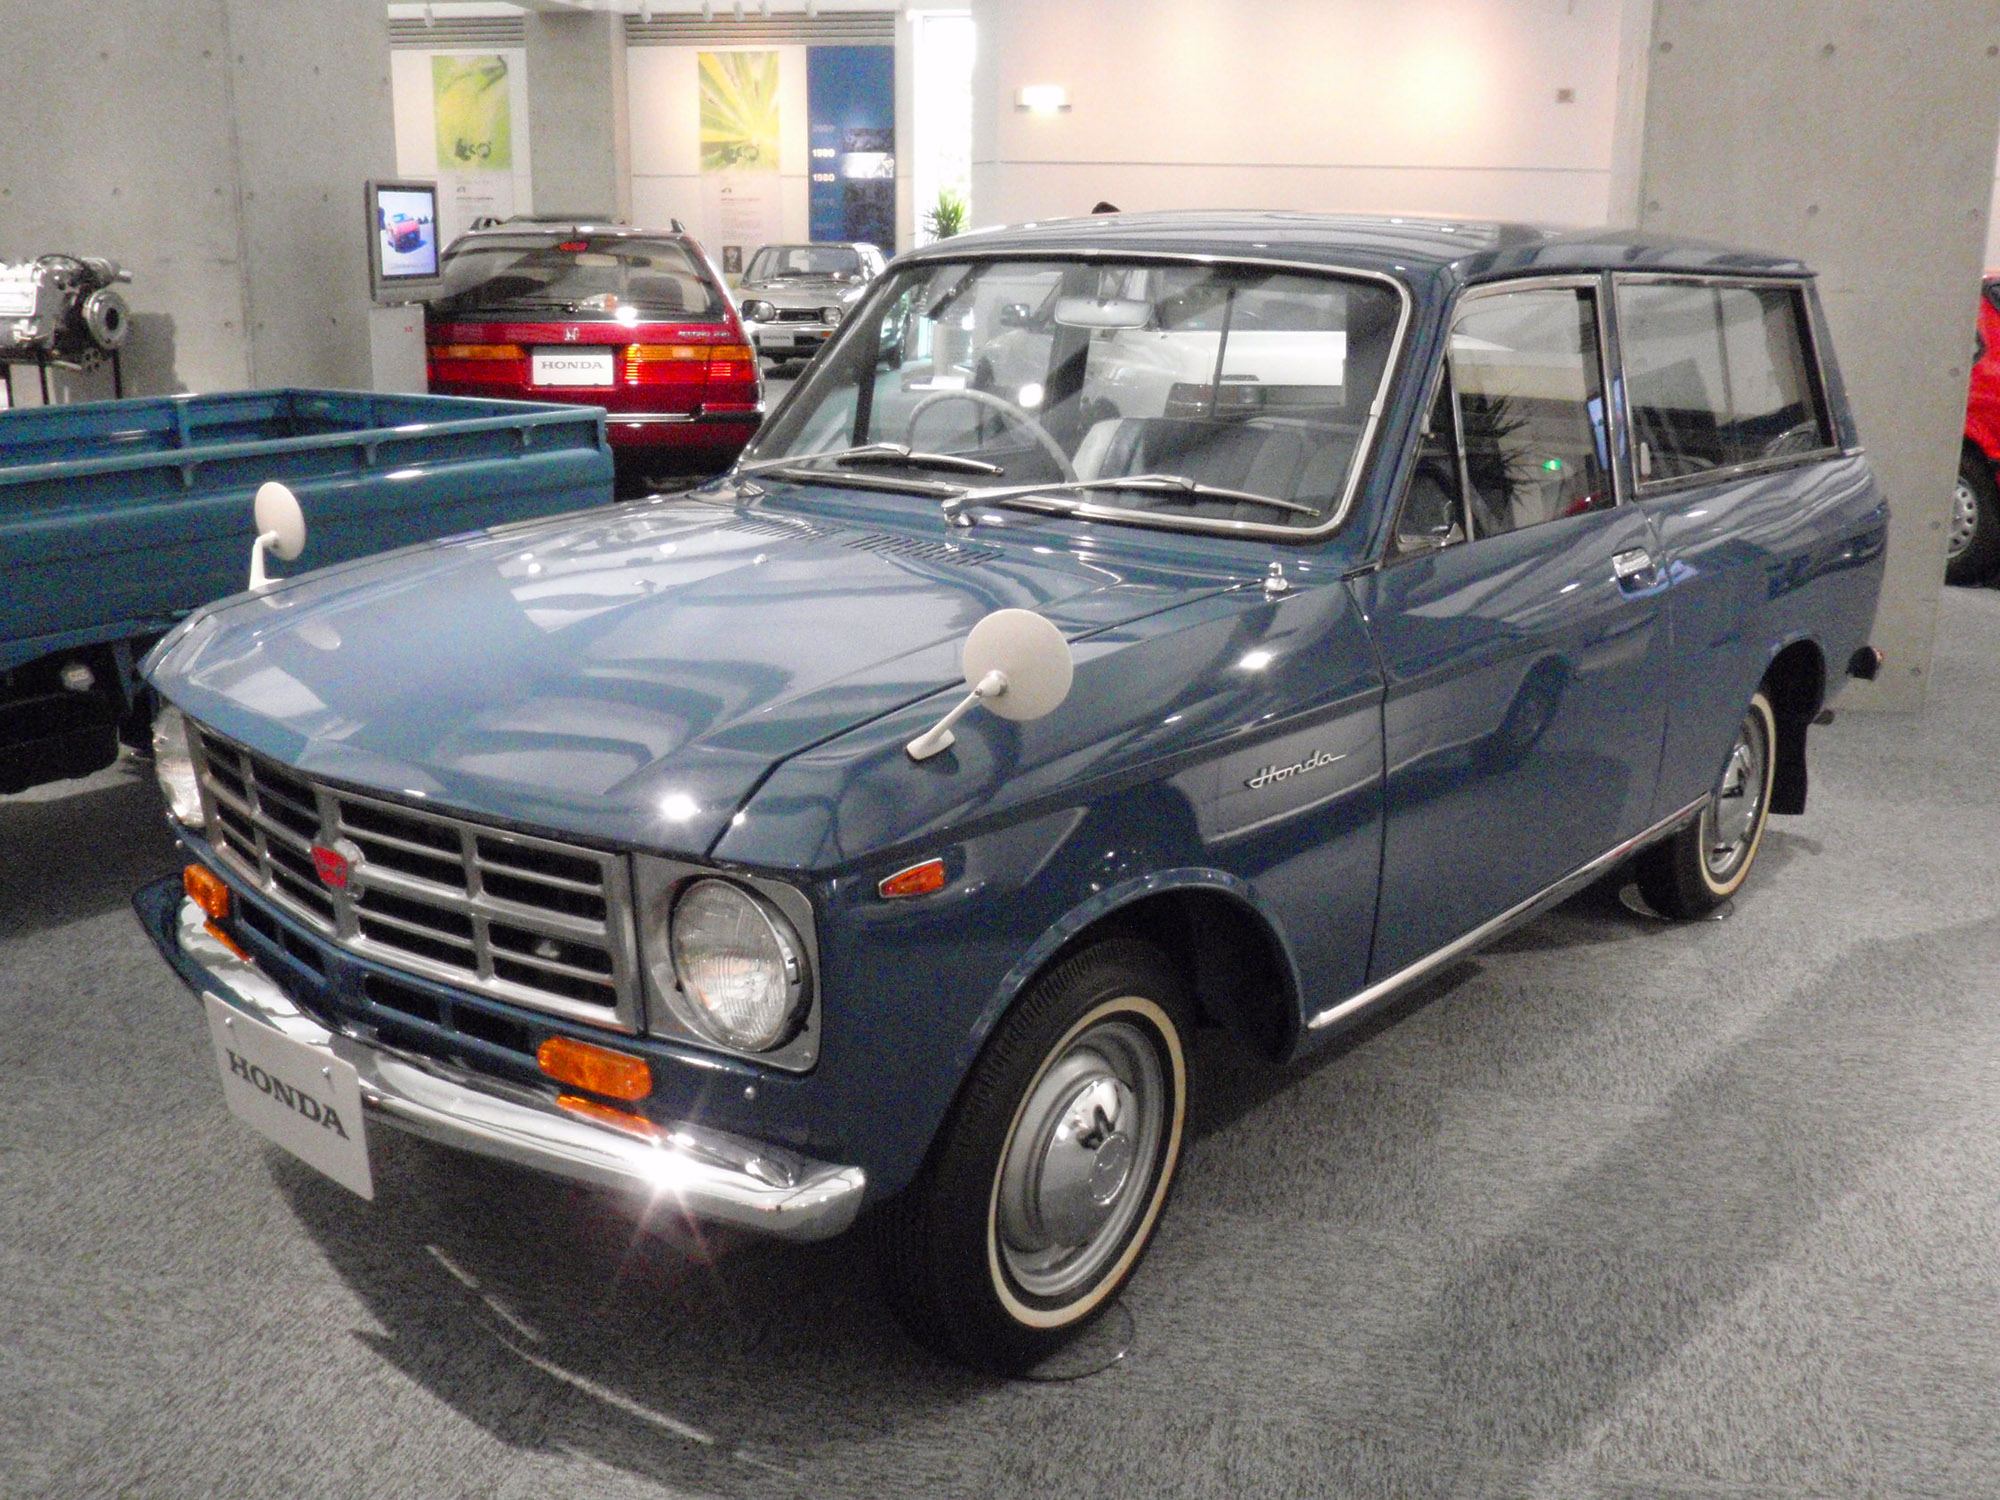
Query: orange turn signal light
185 863 231 921
433 343 523 360
556 1093 662 1140
626 343 706 363
538 1035 653 1102
878 858 947 900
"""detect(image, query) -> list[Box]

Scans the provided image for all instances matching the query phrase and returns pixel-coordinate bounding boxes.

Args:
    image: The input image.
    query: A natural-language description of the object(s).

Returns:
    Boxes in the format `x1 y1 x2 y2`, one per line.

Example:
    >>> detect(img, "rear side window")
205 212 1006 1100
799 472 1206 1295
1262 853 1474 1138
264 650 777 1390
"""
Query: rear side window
1616 281 1831 484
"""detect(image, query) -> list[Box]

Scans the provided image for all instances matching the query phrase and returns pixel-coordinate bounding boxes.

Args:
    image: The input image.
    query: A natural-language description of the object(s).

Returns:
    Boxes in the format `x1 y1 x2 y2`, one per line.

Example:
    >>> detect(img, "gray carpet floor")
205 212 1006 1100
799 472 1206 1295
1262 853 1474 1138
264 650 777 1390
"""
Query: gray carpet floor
4 585 1998 1500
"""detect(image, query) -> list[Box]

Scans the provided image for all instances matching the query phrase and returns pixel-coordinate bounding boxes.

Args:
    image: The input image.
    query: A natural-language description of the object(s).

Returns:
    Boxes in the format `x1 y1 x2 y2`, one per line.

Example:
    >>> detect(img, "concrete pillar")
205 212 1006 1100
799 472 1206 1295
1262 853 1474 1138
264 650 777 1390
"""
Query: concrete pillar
524 13 632 223
1631 1 2000 712
0 0 394 397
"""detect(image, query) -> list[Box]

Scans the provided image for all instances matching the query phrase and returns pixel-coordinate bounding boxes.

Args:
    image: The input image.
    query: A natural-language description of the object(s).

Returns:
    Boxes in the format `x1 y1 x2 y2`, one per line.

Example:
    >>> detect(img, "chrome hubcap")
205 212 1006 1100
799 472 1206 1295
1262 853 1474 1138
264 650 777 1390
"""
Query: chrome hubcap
1950 477 1979 559
1702 707 1769 880
996 1018 1165 1300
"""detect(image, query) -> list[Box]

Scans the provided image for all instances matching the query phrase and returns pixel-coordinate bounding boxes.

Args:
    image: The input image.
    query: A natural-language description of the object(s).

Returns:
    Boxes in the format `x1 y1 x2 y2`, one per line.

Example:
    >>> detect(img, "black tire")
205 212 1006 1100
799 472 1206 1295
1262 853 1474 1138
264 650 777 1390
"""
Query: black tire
874 937 1191 1374
1635 689 1776 918
1947 448 2000 586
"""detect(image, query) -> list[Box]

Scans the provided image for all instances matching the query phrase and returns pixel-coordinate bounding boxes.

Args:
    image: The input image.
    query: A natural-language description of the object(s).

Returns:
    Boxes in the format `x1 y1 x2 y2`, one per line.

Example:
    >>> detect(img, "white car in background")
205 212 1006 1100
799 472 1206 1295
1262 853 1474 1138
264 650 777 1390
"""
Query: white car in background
735 242 885 369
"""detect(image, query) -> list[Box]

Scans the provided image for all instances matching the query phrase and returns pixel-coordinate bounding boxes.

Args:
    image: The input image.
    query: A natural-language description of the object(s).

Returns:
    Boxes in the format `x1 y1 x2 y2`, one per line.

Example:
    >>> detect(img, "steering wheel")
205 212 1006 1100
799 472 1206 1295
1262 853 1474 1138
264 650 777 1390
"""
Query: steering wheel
907 387 1077 482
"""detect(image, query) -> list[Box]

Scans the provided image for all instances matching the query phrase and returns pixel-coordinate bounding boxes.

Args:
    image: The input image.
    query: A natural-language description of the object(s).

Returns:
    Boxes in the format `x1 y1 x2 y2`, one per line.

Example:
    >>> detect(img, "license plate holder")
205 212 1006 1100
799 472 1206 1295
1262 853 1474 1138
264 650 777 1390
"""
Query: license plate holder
531 347 616 386
204 994 373 1199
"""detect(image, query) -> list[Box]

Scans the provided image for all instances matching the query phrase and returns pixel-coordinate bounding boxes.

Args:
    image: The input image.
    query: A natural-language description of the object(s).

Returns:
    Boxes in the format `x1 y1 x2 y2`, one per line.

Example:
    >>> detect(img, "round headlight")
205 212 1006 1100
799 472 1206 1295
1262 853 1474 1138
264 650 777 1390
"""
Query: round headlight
741 299 775 323
665 879 809 1052
820 304 843 325
152 705 205 829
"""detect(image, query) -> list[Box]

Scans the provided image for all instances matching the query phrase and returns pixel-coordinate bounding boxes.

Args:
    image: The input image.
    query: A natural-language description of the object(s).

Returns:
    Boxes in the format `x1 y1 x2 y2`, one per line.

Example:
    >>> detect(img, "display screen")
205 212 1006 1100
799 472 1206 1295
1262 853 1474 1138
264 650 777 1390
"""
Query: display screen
375 187 439 280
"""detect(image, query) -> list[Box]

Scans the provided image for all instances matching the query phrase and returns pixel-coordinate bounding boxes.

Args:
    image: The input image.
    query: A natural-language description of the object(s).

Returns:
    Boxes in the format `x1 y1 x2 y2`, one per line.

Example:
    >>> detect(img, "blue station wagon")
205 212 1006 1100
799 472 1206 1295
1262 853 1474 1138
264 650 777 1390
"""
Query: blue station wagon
136 213 1887 1374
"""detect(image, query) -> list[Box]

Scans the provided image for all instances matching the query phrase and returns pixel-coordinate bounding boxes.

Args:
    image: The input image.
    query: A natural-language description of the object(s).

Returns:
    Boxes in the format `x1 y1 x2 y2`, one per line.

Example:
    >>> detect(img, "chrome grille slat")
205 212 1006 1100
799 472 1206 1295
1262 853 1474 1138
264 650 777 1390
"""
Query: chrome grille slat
189 726 641 1032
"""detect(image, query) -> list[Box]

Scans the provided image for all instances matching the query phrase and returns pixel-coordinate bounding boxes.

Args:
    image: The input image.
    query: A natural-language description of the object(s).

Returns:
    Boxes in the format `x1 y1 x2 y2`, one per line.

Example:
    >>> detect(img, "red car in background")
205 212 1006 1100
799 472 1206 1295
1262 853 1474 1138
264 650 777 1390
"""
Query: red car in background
1952 274 2000 584
427 220 761 481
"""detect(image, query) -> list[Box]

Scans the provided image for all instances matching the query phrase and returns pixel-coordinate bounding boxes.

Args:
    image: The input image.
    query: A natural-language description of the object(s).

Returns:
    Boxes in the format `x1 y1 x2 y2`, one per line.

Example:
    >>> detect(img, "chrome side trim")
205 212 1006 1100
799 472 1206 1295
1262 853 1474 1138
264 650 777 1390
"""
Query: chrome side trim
169 897 865 1241
1307 794 1709 1032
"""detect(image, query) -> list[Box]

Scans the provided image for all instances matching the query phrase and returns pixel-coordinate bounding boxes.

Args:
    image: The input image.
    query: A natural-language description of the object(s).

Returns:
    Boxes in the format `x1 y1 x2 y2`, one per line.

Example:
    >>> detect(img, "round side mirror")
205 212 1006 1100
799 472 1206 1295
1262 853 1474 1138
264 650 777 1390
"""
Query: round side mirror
254 481 307 561
962 608 1073 721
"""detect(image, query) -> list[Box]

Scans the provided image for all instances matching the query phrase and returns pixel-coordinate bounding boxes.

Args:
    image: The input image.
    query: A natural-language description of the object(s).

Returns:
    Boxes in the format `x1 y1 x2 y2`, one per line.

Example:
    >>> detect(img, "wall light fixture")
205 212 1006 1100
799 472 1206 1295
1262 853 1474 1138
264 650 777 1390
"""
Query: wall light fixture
1014 84 1071 114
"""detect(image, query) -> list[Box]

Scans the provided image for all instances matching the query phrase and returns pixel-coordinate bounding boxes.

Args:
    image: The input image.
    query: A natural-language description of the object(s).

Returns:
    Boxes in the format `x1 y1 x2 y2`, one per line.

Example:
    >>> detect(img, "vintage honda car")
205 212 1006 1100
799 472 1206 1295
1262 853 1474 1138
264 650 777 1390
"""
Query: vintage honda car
136 213 1886 1375
425 219 761 476
734 240 885 369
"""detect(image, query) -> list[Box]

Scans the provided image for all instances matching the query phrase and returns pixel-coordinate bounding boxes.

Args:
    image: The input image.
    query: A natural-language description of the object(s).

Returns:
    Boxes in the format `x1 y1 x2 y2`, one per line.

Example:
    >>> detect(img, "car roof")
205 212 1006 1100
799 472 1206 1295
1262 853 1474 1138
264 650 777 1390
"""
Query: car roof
904 210 1814 284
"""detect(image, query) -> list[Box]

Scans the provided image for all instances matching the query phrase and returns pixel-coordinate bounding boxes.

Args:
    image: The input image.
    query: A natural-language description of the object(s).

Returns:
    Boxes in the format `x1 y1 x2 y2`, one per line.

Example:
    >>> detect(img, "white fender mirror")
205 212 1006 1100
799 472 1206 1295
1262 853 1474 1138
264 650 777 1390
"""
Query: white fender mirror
248 481 307 592
906 608 1074 761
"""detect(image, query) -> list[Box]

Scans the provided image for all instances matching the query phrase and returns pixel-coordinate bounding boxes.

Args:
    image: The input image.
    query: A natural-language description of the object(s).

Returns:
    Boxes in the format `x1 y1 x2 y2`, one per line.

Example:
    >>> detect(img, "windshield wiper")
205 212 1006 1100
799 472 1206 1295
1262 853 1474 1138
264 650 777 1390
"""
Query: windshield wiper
737 442 1003 478
942 473 1321 519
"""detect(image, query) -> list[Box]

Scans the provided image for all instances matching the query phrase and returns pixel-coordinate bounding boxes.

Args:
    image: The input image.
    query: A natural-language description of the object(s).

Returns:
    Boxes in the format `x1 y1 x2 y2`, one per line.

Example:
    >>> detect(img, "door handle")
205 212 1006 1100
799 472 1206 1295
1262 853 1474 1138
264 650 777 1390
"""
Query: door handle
1611 548 1655 583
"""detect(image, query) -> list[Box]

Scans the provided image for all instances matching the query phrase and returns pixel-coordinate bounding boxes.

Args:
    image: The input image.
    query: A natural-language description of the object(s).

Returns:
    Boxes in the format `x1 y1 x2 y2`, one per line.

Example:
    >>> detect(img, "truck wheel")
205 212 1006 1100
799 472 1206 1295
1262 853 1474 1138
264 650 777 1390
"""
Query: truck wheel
1946 449 2000 585
875 937 1190 1374
1636 689 1776 919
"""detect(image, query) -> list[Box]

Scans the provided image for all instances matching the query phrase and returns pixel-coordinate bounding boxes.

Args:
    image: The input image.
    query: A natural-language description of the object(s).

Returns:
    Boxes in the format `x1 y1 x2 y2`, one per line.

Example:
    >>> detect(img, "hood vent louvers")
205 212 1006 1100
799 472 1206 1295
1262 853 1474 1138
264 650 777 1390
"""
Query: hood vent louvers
839 533 1001 567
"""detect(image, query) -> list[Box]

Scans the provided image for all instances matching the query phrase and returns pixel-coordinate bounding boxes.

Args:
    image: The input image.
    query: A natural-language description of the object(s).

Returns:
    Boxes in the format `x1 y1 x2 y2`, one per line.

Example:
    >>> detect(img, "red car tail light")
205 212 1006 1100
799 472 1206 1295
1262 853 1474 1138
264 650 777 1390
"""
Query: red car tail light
624 343 707 385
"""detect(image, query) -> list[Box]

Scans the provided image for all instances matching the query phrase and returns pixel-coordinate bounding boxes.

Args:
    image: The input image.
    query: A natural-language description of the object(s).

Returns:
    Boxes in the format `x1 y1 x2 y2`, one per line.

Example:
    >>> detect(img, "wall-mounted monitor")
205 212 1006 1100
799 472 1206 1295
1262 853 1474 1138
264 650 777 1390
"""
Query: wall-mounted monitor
366 179 443 305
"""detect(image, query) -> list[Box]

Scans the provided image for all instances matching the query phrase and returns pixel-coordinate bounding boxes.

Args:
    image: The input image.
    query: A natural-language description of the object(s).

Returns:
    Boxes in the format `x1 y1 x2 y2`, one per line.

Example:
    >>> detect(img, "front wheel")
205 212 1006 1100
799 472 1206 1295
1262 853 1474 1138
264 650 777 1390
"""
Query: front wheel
1635 689 1776 918
875 937 1190 1374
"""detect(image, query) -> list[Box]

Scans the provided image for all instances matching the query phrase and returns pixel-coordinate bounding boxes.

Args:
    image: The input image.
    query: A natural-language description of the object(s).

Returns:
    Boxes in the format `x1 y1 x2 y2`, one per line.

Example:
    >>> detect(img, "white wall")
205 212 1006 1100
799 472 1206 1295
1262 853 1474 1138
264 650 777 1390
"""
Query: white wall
627 46 813 255
969 0 1631 229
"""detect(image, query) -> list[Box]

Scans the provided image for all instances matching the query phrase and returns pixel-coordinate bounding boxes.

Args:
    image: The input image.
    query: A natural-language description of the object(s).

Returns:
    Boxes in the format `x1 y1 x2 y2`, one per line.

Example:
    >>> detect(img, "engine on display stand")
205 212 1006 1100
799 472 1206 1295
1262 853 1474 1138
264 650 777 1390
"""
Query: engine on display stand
0 254 132 405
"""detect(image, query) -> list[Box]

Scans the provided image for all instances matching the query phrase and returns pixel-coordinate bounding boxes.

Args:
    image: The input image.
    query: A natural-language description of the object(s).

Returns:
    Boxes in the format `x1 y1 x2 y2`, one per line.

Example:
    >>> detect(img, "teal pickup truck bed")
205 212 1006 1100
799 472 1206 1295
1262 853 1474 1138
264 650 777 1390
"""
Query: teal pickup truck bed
1 388 613 793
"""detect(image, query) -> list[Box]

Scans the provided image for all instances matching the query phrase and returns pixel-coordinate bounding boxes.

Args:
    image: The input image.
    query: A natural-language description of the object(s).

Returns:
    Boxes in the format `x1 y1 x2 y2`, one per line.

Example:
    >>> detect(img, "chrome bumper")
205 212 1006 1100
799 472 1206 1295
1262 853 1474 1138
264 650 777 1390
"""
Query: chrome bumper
141 885 866 1241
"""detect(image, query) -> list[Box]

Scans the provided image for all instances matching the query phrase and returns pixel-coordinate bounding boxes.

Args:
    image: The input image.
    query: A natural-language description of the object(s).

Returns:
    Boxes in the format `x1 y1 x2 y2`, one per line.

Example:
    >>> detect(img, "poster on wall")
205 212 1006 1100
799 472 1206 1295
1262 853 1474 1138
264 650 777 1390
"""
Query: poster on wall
807 47 895 250
431 55 517 245
699 51 783 279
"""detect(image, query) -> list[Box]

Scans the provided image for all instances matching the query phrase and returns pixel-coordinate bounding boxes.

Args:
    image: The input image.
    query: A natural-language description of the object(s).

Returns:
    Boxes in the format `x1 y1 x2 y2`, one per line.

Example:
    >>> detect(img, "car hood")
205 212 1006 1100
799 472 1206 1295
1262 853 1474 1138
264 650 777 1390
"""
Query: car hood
147 494 1244 855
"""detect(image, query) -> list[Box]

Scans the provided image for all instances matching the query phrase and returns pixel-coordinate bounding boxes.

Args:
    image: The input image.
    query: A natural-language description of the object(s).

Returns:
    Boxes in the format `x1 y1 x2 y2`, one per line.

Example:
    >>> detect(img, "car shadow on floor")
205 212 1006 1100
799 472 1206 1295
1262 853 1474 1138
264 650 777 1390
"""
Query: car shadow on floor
267 857 1720 1494
0 759 180 941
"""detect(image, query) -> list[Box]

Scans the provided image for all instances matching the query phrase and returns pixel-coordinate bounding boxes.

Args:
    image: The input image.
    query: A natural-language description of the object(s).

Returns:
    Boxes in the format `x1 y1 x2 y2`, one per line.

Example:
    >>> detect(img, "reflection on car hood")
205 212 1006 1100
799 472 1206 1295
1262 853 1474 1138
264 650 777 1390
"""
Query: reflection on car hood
147 496 1241 856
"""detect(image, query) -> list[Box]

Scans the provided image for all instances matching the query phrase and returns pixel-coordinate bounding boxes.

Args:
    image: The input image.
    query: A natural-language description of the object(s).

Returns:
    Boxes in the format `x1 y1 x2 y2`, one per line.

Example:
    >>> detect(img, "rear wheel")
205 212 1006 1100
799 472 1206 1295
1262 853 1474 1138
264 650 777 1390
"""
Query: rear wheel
1947 448 2000 585
1636 689 1776 918
875 937 1190 1374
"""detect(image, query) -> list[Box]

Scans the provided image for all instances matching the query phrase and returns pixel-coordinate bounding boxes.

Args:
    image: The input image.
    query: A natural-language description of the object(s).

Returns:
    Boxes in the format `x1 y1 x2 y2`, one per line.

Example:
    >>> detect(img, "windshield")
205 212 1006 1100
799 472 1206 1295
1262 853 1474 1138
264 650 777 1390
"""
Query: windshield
431 234 727 319
746 257 1404 532
746 244 864 281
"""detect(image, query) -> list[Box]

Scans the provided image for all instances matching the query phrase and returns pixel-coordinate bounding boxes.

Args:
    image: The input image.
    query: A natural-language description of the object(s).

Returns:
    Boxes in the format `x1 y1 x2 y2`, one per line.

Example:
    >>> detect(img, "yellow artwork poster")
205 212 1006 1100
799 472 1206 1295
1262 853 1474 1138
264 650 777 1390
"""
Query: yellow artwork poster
699 51 780 173
434 55 512 171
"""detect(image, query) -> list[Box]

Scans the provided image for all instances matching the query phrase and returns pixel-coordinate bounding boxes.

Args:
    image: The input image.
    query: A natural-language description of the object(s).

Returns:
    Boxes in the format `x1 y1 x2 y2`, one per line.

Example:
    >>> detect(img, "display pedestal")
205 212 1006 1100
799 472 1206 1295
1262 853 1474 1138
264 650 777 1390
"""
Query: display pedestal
368 305 428 394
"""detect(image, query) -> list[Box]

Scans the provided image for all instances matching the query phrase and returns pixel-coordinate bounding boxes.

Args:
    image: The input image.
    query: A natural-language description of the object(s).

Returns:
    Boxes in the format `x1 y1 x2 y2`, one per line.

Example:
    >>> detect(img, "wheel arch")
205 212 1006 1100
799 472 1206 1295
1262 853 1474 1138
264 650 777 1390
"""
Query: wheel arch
1763 636 1826 816
967 869 1306 1073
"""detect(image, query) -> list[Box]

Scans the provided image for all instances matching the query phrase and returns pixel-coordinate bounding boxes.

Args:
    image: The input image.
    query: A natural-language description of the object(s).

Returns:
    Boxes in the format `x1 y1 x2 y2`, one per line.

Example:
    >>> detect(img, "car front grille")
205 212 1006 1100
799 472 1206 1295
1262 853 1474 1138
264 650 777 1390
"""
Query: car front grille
772 307 828 323
192 727 641 1032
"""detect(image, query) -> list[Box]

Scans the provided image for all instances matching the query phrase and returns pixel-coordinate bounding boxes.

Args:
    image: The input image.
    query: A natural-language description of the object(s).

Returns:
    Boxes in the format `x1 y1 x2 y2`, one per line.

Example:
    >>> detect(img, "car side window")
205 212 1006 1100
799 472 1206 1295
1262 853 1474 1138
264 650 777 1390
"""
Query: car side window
1448 286 1613 538
1392 372 1469 554
1617 280 1833 484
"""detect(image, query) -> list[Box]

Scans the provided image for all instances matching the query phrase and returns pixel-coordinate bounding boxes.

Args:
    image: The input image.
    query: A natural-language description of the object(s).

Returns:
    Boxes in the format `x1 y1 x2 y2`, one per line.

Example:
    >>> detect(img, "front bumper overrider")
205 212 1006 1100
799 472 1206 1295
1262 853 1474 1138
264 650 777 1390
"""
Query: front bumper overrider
133 874 866 1241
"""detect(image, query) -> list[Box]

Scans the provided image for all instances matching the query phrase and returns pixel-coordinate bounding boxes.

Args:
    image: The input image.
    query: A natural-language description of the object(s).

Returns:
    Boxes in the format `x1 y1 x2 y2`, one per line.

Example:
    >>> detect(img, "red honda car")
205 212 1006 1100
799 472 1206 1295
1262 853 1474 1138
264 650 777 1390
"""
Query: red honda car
1952 273 2000 584
427 220 762 479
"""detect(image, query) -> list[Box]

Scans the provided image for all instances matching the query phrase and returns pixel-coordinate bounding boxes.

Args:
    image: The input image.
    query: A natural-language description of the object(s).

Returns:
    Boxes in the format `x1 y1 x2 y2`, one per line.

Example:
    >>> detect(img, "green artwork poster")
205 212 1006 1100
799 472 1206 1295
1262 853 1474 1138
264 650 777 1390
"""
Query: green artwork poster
699 51 780 172
434 55 512 170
